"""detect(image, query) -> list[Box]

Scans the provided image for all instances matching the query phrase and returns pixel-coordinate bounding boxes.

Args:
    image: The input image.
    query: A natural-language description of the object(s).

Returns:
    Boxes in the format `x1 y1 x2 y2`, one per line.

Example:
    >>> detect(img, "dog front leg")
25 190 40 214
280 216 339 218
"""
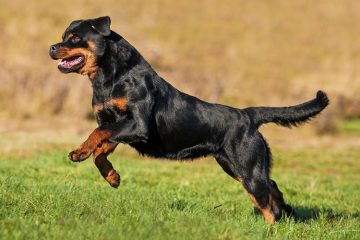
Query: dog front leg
93 141 120 188
69 127 112 162
69 117 148 162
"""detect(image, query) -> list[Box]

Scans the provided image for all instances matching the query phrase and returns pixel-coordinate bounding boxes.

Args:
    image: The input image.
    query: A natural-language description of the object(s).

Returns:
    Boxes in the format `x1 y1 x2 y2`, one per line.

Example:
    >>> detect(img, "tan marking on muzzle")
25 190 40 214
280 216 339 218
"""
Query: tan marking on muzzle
56 40 98 79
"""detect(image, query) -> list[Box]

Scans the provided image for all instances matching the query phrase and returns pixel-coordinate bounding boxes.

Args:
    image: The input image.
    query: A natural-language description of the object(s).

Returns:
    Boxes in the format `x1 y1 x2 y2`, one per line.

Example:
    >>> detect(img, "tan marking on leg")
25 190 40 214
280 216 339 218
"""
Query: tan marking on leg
69 128 112 162
83 128 112 150
234 176 276 224
261 207 276 224
246 191 276 224
93 142 120 188
94 154 120 188
93 141 118 157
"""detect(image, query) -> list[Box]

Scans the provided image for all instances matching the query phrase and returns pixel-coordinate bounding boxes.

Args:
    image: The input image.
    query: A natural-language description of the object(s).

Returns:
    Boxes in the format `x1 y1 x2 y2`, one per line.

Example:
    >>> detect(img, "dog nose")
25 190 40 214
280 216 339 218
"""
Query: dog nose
50 44 58 54
49 44 59 59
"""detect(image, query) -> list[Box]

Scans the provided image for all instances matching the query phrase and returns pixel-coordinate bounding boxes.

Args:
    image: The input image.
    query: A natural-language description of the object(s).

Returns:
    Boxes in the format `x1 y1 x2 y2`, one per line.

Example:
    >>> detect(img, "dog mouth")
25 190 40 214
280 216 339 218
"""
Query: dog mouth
58 55 85 72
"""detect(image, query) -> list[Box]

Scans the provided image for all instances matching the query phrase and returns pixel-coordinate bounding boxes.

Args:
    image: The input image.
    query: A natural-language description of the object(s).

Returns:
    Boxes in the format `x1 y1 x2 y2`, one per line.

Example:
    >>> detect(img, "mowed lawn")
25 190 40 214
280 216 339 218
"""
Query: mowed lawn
0 146 359 239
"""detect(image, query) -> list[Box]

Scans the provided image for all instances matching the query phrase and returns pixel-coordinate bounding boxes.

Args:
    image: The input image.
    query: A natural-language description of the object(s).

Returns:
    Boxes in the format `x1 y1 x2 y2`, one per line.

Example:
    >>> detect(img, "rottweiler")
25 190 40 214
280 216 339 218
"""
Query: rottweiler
49 16 329 224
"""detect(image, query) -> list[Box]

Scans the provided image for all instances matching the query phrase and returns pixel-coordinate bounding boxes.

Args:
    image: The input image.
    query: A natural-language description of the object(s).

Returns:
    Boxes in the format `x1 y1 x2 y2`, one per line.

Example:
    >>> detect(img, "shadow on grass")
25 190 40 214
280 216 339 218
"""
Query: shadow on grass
253 206 360 222
293 206 360 222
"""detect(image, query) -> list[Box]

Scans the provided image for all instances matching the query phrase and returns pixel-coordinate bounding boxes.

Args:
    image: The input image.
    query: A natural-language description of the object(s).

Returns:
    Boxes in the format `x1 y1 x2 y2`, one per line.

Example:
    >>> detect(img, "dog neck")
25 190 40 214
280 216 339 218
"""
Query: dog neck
91 34 143 103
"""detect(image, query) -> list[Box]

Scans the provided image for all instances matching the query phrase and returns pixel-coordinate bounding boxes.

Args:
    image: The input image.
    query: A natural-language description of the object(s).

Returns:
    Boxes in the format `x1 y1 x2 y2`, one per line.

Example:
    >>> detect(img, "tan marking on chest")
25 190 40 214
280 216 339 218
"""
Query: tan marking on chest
93 97 128 115
93 104 103 115
108 98 128 111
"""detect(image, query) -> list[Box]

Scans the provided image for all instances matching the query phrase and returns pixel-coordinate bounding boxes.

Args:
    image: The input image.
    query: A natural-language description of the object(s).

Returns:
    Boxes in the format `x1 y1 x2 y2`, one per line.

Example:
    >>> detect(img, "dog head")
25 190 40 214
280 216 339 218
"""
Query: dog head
49 16 111 78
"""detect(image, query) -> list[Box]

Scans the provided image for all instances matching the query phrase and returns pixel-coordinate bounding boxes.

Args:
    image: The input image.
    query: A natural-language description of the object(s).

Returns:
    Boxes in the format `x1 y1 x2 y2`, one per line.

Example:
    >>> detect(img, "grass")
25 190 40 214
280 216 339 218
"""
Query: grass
1 145 359 239
340 118 360 134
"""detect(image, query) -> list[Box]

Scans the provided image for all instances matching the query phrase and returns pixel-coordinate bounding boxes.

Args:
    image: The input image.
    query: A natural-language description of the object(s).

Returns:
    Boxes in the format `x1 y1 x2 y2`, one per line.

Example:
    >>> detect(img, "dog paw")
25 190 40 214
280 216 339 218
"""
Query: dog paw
105 169 121 188
68 148 92 162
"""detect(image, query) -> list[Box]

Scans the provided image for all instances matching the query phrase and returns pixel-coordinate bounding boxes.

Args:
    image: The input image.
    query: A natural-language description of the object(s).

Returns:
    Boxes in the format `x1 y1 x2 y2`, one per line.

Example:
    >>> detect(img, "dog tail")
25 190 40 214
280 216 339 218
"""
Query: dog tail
244 90 329 128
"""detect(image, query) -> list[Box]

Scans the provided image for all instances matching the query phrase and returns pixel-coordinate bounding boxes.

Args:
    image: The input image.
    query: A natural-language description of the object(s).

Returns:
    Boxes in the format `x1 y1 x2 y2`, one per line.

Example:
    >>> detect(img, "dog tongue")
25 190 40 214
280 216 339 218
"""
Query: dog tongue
59 56 83 68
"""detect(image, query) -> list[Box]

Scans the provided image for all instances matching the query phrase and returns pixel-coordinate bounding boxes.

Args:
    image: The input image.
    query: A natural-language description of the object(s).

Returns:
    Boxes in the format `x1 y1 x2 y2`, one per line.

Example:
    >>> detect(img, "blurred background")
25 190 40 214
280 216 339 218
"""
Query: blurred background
0 0 359 154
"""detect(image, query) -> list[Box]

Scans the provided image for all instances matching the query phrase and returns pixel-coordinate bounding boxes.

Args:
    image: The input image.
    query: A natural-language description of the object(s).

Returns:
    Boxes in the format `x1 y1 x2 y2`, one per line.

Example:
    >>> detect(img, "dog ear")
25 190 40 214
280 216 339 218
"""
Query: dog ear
87 16 111 36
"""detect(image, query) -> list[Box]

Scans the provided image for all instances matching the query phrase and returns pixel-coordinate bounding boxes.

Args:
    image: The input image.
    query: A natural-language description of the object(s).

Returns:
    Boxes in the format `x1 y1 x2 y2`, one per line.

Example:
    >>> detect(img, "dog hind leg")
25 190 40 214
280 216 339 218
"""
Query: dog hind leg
215 132 291 223
269 179 296 217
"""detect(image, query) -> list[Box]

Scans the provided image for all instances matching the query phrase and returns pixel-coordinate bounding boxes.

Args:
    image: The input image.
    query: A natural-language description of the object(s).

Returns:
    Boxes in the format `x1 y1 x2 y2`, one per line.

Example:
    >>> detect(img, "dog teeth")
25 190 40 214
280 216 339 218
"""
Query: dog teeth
58 56 83 68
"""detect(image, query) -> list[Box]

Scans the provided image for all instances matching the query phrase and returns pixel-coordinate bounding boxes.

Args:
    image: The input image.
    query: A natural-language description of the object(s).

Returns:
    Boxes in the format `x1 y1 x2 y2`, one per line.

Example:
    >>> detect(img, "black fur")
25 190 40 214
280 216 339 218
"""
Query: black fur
50 16 329 223
245 90 329 128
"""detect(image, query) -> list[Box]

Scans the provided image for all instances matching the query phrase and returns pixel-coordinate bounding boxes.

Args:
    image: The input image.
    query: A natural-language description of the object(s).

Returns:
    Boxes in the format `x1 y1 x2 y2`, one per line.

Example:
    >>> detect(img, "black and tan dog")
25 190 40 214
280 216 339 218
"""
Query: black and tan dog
50 16 329 224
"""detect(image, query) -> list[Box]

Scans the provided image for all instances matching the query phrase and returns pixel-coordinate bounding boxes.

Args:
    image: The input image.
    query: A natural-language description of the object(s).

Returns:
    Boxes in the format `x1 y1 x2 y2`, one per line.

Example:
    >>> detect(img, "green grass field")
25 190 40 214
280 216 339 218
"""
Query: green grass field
1 145 359 239
1 1 359 239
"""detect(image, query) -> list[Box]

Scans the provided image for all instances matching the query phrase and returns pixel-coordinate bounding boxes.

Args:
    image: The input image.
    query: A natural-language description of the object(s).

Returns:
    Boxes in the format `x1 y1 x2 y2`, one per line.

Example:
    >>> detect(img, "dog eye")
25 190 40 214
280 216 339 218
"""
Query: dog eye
71 36 81 44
